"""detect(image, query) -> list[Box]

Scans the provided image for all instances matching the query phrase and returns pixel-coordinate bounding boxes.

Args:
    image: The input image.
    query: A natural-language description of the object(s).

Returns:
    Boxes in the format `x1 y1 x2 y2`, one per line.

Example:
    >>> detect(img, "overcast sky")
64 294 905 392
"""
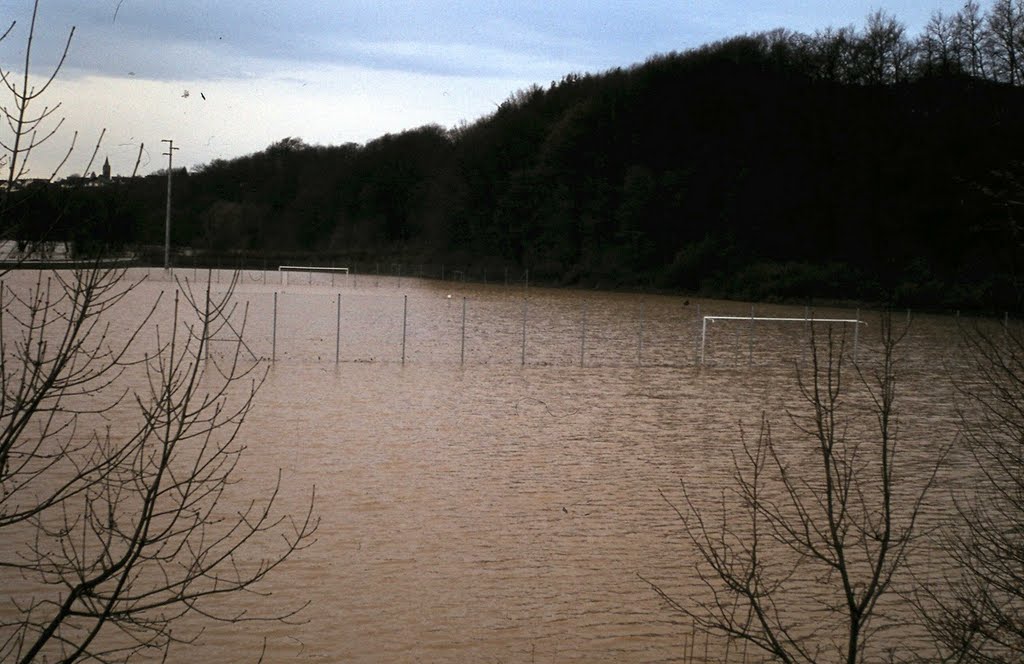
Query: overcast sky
1 0 969 177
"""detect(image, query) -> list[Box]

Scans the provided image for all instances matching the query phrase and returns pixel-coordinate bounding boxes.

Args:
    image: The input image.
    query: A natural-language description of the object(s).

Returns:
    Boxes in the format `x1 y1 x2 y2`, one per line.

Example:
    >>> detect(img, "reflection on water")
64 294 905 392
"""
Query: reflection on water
2 268 981 662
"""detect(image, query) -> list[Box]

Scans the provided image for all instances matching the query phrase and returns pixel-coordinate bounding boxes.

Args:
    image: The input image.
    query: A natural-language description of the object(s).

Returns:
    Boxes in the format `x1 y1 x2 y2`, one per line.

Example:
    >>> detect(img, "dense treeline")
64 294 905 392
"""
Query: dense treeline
12 0 1024 309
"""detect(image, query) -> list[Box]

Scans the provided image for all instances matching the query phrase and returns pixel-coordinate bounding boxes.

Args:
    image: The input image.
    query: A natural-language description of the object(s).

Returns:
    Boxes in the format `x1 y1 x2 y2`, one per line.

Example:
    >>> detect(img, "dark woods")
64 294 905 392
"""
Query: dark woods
18 1 1024 310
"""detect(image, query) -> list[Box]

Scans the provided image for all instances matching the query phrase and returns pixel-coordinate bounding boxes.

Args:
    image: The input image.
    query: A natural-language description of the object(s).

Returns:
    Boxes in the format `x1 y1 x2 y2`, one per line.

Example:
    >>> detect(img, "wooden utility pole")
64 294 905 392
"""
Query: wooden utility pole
161 139 179 269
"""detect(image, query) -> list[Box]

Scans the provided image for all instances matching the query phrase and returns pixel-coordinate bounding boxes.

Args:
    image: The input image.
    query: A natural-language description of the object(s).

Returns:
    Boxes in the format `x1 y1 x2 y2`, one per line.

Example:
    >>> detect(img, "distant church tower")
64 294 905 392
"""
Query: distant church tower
102 157 111 180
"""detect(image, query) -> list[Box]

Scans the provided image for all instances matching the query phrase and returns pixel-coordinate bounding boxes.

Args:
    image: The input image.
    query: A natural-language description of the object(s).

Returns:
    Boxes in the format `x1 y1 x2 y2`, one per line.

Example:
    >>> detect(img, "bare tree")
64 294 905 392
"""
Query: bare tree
1 269 318 663
919 11 960 76
0 4 318 661
808 26 861 83
985 0 1024 85
858 10 917 85
954 0 991 79
913 178 1024 663
645 317 939 663
0 0 106 261
0 0 74 188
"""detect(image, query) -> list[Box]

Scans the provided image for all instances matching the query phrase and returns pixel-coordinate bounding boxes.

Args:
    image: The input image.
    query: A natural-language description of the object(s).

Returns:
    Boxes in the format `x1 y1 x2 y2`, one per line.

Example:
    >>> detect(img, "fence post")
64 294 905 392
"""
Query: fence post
401 295 408 364
803 305 810 366
853 307 860 365
461 297 467 365
336 293 341 365
1004 311 1010 361
521 298 528 366
272 291 278 363
695 303 702 364
637 301 644 367
580 300 587 367
699 316 707 366
748 305 755 365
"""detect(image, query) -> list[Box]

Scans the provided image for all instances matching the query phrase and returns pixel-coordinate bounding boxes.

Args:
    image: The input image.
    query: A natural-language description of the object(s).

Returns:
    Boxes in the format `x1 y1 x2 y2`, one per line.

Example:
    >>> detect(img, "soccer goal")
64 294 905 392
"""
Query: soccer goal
699 314 866 365
278 265 349 286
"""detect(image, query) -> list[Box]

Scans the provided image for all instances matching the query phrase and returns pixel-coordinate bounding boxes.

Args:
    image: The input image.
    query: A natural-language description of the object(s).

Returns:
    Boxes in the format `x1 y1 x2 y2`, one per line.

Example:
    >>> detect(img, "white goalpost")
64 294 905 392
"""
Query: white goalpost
278 265 349 286
699 314 866 365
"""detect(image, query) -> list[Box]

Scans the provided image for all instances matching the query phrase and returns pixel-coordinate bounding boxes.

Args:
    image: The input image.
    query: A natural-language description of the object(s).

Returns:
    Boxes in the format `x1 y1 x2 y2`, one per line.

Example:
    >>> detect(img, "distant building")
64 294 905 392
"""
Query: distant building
102 157 111 180
0 177 46 192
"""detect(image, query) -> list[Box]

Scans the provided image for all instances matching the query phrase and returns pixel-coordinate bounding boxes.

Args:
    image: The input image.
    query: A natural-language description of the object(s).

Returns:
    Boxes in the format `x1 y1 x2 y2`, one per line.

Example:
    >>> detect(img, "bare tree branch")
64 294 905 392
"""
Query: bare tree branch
0 4 319 661
914 314 1024 663
647 314 940 663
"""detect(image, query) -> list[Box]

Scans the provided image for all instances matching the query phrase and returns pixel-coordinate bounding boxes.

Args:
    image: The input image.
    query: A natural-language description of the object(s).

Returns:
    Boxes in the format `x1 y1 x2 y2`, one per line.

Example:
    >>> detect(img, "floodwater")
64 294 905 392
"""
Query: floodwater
1 268 986 662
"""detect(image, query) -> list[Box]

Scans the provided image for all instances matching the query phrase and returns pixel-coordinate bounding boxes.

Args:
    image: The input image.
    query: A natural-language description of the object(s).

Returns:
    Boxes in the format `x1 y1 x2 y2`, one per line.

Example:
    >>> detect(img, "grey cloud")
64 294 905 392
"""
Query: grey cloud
6 0 639 82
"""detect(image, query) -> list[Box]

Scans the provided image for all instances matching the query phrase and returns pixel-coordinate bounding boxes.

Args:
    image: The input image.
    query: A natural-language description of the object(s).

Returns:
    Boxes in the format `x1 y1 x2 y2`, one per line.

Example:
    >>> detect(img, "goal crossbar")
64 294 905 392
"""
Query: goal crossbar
700 315 866 365
278 265 349 274
278 265 349 286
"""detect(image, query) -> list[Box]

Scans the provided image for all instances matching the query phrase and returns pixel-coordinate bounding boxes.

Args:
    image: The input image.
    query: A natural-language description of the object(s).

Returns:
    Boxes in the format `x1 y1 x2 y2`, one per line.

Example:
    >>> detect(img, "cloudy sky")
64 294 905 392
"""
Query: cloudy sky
1 0 968 177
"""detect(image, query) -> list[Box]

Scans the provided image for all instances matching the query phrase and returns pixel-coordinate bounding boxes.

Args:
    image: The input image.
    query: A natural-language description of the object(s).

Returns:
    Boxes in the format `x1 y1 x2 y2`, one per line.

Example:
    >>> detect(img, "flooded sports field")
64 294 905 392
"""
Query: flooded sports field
1 267 989 662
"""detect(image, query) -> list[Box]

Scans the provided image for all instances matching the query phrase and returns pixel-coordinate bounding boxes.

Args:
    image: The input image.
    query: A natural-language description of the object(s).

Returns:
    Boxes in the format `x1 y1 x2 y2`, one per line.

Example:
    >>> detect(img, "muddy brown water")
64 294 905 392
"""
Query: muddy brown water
0 268 991 662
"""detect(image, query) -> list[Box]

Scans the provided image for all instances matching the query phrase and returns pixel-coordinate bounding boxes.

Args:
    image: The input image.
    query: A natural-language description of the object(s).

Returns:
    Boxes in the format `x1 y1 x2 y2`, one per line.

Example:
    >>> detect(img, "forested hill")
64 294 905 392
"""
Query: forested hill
22 24 1024 309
